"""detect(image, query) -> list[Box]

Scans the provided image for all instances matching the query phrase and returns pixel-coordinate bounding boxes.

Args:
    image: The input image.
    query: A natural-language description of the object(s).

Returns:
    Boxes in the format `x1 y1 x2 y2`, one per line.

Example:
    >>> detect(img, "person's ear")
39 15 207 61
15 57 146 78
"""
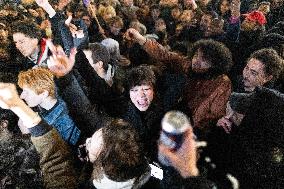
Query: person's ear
40 90 49 98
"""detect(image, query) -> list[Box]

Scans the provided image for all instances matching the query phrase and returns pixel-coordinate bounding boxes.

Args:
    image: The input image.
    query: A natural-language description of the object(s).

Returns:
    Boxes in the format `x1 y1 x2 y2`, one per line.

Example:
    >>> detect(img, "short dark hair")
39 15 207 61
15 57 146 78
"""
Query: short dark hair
188 39 233 77
249 48 284 80
11 20 43 40
98 119 147 181
127 65 156 90
88 43 110 70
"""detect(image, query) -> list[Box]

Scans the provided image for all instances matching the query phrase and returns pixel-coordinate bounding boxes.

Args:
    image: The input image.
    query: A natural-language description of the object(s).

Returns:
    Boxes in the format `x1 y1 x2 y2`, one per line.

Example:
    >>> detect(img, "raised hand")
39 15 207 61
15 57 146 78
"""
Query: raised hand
0 83 22 109
35 0 56 18
217 117 233 134
125 28 146 45
46 40 77 77
35 0 50 8
0 83 42 128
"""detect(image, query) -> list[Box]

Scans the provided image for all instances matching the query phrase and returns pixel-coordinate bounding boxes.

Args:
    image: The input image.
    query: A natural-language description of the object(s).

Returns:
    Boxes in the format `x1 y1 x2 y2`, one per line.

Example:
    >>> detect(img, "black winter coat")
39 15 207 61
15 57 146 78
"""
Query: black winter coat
230 87 284 189
124 100 165 162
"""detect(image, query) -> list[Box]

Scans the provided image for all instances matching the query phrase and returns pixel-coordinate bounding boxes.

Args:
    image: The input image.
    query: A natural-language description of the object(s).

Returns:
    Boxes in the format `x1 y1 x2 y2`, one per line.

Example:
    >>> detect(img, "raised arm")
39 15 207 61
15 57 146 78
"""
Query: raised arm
125 28 191 74
35 0 75 55
0 83 77 189
46 41 111 134
35 0 56 18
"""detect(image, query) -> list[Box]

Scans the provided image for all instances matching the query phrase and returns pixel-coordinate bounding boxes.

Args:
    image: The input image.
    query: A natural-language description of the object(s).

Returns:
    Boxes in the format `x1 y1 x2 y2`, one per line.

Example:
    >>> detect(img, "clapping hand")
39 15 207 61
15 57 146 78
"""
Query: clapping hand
124 28 147 45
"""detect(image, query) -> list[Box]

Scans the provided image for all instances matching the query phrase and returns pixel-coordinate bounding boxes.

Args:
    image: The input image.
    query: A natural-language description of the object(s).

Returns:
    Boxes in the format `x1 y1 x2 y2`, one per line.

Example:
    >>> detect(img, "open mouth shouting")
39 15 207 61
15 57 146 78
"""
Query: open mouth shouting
130 84 154 112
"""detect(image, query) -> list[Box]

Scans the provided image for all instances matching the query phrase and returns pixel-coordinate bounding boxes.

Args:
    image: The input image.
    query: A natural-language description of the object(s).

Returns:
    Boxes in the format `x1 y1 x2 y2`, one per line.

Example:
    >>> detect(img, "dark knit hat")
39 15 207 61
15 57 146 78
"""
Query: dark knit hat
229 92 255 114
88 43 110 64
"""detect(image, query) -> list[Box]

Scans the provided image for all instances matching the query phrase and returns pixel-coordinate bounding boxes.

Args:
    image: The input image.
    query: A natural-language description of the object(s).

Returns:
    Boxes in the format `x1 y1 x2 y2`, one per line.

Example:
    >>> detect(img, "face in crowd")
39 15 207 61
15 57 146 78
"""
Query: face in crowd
123 0 134 7
179 10 194 23
258 4 270 15
219 0 230 15
171 7 181 20
200 14 212 32
13 33 39 57
82 15 91 28
130 84 154 112
0 23 9 43
191 49 212 73
242 58 272 92
20 86 48 107
109 21 123 35
155 18 166 32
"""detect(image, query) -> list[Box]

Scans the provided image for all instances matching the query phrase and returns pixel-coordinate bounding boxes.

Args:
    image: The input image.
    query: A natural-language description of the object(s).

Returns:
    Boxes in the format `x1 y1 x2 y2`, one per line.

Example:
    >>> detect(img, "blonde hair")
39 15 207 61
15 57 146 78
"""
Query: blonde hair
98 5 116 18
18 68 56 98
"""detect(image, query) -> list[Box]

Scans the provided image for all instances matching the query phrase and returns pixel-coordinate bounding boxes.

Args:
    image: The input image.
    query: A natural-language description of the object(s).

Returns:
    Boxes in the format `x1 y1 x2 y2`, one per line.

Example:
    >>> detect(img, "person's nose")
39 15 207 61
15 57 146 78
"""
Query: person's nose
138 89 146 98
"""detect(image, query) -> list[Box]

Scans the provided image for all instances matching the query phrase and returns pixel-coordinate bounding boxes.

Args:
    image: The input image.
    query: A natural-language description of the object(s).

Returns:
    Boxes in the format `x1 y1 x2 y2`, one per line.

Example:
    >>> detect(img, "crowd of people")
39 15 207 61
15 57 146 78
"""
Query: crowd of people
0 0 283 188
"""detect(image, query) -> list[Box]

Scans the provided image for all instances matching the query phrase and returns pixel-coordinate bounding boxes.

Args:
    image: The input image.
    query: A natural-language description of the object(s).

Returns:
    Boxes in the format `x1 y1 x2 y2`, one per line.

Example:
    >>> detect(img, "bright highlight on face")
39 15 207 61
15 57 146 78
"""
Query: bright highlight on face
130 84 154 112
20 86 47 107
